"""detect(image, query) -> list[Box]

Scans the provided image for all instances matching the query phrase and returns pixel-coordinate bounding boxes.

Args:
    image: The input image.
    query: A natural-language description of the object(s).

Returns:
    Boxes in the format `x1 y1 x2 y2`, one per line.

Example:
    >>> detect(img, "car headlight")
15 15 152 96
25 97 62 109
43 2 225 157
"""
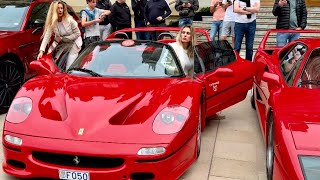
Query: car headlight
300 155 320 180
6 97 32 123
152 106 190 135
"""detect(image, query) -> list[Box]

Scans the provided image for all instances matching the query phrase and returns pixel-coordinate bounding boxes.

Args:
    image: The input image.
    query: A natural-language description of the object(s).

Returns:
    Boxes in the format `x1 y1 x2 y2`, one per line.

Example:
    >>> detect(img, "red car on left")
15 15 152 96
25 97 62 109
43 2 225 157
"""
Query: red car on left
0 0 79 110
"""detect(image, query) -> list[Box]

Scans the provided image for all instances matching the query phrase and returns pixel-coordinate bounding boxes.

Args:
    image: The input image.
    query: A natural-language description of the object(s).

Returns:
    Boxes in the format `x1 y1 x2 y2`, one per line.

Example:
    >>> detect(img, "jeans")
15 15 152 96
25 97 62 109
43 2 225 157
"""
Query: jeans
148 23 166 41
234 20 256 61
135 20 149 40
99 23 112 40
276 33 300 47
179 17 193 27
210 20 223 41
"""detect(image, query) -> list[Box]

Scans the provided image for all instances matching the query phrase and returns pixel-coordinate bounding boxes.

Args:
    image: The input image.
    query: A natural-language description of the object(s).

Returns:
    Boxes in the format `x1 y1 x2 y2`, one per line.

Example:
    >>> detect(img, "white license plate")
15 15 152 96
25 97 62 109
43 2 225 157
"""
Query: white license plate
59 169 90 180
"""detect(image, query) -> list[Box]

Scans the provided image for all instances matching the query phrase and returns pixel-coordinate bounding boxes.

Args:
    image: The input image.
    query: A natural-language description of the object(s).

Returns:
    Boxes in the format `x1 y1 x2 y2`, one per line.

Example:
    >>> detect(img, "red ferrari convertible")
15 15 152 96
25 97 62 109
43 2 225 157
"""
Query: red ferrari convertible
0 0 79 110
3 29 254 179
252 29 320 180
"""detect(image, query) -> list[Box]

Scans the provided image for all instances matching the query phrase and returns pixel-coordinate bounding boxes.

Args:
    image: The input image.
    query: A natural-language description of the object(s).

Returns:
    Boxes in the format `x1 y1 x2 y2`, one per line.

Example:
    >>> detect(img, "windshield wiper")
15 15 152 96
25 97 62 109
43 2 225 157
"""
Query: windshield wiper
299 80 320 85
67 68 102 77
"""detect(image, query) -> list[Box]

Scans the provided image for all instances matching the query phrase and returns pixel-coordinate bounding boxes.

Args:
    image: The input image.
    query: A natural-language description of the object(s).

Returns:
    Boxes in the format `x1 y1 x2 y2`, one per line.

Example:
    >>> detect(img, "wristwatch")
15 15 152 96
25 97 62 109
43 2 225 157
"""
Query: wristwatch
243 7 247 11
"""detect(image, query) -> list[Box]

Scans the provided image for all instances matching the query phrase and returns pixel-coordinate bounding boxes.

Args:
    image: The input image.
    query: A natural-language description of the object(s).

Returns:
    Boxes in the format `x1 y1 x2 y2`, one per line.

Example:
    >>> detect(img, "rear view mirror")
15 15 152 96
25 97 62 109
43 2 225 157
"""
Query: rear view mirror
262 72 280 87
29 56 60 75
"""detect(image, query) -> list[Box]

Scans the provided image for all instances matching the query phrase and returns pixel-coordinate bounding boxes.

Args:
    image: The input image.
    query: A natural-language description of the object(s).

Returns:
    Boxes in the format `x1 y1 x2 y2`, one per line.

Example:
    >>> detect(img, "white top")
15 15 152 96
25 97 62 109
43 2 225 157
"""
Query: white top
81 8 104 38
57 22 68 36
234 0 259 23
224 5 235 22
169 42 194 77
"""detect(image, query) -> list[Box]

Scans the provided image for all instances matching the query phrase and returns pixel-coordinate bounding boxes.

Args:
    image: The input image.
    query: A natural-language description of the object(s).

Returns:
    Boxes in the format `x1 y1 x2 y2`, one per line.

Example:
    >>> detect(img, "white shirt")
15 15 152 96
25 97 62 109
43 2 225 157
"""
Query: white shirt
234 0 259 23
224 5 235 22
169 42 194 77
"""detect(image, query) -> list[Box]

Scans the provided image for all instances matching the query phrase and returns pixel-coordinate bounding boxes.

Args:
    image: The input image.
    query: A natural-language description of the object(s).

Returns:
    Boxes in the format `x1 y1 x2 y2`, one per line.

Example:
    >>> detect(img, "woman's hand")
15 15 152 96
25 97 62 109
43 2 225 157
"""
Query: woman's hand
37 51 44 60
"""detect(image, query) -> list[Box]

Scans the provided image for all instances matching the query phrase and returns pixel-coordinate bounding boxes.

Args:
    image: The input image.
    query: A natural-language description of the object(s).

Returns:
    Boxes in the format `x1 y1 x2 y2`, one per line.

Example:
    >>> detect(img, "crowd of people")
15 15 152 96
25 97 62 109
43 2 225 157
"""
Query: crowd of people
37 0 308 71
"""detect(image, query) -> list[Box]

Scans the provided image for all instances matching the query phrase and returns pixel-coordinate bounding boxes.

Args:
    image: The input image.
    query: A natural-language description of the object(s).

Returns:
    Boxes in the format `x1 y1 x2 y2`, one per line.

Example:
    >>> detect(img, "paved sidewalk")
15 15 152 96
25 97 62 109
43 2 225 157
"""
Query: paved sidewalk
0 94 266 180
180 94 267 180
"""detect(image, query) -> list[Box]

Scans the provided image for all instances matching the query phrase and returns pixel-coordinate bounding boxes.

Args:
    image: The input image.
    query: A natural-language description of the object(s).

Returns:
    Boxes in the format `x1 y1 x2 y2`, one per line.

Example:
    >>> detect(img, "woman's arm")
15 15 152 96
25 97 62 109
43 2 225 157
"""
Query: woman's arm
63 18 81 41
39 28 53 53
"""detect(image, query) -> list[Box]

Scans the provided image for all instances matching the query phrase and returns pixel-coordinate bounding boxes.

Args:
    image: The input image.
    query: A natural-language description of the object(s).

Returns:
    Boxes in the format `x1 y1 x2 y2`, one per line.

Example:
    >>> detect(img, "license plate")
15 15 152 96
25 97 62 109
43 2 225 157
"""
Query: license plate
59 169 90 180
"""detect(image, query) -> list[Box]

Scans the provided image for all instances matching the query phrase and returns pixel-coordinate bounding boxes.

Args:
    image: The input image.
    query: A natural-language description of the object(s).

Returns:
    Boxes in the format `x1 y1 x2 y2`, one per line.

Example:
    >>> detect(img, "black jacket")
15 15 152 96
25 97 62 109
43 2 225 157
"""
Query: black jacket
272 0 307 29
96 0 112 25
145 0 172 25
175 0 199 18
131 0 147 22
109 1 131 29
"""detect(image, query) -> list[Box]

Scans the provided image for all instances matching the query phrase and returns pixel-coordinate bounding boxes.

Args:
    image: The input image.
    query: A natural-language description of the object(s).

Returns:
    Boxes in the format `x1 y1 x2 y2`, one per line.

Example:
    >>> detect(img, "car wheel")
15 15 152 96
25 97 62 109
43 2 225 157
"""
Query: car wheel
251 89 256 110
266 115 274 180
0 60 23 110
196 106 201 158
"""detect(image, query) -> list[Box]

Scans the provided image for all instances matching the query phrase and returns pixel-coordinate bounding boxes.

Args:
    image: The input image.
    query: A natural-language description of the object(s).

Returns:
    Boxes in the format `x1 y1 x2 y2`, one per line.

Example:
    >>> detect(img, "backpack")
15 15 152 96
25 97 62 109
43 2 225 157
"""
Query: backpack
79 8 97 33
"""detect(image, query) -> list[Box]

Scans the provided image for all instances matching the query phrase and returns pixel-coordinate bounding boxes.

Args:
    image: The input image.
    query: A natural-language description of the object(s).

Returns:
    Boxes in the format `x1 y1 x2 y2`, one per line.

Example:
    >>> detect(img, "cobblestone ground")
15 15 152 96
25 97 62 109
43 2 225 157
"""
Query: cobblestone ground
0 93 266 180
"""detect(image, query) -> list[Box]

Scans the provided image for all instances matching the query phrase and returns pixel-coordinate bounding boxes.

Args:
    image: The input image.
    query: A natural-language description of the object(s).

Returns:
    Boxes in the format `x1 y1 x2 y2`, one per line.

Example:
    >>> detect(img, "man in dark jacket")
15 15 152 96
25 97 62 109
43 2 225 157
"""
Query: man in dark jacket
175 0 199 27
145 0 172 40
131 0 149 40
96 0 112 40
273 0 307 46
109 0 132 39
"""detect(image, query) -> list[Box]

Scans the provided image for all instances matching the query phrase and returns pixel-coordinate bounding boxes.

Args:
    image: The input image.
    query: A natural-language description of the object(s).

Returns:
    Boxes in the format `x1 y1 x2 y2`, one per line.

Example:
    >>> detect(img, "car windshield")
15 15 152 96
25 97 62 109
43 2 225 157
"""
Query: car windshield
69 40 183 78
0 2 28 31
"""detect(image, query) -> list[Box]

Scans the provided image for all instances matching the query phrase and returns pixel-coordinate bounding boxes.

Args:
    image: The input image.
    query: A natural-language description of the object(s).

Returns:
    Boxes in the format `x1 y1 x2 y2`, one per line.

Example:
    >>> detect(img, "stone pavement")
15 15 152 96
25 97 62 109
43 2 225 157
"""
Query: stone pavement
0 94 266 180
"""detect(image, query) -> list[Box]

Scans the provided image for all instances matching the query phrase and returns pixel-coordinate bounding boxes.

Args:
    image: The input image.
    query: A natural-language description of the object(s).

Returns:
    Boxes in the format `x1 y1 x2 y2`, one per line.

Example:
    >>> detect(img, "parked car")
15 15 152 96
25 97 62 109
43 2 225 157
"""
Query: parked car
3 27 255 179
0 0 80 111
252 29 320 180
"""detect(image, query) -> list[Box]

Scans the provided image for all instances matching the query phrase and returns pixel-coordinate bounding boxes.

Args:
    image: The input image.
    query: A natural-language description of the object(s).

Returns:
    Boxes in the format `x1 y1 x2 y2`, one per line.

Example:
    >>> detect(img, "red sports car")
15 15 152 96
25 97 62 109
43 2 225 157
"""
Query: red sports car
252 29 320 180
3 30 254 179
0 0 79 110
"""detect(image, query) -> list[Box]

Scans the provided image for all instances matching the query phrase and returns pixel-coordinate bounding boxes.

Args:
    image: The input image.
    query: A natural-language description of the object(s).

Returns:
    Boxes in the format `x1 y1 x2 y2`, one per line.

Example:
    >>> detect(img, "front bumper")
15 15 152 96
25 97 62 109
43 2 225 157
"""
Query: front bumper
2 131 197 180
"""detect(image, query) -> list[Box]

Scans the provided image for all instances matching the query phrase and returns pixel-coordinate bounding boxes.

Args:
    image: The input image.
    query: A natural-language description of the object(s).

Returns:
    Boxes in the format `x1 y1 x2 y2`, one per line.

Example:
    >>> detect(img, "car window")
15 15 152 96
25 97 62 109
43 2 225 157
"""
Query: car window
280 43 307 85
194 40 236 73
298 48 320 89
0 3 28 31
27 3 50 29
70 41 184 78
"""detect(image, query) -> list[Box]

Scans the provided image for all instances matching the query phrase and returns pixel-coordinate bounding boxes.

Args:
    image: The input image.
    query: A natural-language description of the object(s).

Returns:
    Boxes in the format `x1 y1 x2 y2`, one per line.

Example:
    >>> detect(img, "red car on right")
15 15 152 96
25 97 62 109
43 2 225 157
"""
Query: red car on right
252 29 320 180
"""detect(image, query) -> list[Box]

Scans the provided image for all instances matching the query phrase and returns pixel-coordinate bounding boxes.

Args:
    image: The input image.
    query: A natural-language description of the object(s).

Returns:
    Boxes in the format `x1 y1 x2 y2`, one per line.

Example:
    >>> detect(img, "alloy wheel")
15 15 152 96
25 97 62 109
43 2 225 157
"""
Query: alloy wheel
0 60 23 109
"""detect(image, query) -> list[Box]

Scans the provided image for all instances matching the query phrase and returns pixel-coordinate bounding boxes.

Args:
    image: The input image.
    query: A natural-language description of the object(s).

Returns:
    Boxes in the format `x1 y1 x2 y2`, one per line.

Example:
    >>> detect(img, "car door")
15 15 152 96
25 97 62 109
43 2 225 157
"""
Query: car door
194 40 255 117
22 2 50 78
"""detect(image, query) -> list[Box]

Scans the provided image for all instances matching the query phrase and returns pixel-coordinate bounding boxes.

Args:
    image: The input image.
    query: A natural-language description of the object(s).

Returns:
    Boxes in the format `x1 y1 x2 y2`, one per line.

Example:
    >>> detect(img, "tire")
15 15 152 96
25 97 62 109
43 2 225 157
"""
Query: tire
196 106 202 158
0 60 23 110
266 115 274 180
251 89 256 110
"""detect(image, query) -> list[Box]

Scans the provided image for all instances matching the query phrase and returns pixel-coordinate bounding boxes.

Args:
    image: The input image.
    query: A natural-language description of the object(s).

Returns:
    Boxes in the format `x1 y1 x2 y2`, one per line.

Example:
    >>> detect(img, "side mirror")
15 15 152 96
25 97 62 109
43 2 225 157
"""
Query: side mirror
29 56 59 75
262 72 281 87
34 19 45 27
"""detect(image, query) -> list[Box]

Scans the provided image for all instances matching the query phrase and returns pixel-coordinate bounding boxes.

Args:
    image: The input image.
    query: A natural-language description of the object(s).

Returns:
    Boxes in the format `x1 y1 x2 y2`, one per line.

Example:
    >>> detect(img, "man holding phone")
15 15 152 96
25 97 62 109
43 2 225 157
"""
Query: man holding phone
175 0 199 27
210 0 228 40
273 0 307 46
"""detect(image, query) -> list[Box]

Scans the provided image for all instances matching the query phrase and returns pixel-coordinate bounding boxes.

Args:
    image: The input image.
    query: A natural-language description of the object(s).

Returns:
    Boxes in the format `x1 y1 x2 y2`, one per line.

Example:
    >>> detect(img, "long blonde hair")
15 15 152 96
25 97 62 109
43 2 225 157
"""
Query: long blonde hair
42 0 70 38
176 25 196 59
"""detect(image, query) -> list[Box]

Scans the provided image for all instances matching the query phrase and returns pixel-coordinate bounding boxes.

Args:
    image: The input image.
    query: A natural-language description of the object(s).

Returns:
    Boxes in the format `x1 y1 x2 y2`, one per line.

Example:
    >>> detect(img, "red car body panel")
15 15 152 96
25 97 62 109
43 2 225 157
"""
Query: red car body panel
3 28 255 179
0 0 80 109
253 29 320 180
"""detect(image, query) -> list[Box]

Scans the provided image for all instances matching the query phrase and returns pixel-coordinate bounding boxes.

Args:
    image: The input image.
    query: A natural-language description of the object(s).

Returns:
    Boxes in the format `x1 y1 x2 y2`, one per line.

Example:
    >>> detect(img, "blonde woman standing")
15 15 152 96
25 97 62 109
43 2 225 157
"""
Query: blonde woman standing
168 25 196 77
37 0 82 70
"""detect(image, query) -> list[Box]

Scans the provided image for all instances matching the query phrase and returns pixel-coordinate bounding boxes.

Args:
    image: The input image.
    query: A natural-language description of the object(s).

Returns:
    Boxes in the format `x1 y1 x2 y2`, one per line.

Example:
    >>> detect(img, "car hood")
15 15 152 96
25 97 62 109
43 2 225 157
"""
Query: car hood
290 123 320 151
7 74 200 144
276 88 320 120
275 88 320 151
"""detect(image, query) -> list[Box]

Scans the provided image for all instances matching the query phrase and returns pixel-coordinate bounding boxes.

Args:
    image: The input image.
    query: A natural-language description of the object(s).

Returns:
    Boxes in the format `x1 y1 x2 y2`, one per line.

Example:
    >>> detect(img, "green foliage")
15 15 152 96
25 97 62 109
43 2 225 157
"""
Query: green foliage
199 7 210 13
